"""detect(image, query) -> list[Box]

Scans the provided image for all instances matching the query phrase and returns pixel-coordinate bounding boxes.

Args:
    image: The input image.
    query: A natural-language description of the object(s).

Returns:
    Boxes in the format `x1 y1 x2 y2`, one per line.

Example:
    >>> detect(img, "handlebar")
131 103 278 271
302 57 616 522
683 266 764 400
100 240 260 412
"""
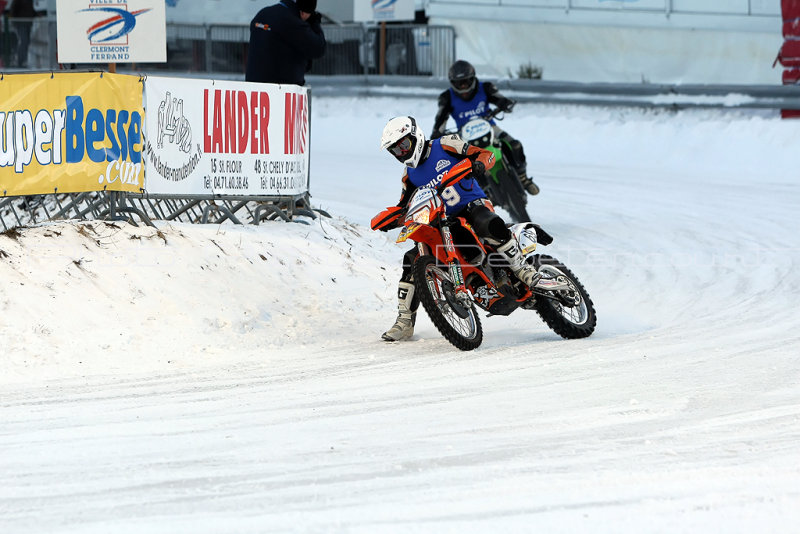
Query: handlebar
439 107 506 137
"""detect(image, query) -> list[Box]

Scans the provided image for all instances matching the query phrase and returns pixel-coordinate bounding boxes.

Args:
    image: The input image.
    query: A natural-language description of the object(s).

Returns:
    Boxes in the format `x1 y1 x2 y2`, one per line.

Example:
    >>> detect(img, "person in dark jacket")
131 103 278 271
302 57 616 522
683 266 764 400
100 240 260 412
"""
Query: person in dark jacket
245 0 326 86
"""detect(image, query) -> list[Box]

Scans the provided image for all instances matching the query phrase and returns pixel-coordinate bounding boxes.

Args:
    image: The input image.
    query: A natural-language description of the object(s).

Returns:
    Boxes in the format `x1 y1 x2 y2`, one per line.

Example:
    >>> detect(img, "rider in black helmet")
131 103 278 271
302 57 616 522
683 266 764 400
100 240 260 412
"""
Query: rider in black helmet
432 59 539 195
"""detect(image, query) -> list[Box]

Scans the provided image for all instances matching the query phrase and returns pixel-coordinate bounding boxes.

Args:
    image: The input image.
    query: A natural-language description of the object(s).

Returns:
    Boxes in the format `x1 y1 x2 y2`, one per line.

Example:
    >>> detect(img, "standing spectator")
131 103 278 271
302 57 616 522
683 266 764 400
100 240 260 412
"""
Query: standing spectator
9 0 36 68
245 0 326 86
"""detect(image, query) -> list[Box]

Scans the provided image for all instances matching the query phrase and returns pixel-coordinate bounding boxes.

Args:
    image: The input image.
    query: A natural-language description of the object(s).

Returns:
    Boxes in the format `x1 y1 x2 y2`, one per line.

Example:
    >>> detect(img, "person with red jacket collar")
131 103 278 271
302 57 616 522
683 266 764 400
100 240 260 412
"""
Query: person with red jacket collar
246 0 326 86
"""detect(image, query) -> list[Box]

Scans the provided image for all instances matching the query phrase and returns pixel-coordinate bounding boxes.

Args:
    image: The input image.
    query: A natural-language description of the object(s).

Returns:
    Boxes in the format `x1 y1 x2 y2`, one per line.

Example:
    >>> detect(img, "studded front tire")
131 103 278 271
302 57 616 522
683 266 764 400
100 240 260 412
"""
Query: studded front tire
413 255 483 351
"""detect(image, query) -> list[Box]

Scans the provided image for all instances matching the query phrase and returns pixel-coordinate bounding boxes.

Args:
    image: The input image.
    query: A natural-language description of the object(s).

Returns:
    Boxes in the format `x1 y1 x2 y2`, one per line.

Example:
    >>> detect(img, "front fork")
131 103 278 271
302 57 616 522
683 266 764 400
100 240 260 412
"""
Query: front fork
440 224 471 303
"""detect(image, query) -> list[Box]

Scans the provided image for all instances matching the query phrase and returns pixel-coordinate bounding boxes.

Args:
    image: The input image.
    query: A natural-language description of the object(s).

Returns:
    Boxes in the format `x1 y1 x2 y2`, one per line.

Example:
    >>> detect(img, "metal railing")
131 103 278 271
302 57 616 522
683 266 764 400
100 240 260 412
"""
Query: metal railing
426 0 778 17
0 16 456 77
0 192 326 232
147 22 456 77
0 16 55 69
305 75 800 111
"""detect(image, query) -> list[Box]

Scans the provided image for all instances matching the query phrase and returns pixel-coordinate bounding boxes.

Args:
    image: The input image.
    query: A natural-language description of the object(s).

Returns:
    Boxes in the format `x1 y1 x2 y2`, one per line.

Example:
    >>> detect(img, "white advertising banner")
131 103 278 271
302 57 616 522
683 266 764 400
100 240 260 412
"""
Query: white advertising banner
354 0 416 22
143 76 310 197
57 0 166 64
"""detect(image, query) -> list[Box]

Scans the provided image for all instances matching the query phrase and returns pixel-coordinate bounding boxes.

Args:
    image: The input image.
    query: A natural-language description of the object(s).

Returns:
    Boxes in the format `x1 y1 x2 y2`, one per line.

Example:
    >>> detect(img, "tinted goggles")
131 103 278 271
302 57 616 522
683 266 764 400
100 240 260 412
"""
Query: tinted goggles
388 135 413 157
452 78 473 91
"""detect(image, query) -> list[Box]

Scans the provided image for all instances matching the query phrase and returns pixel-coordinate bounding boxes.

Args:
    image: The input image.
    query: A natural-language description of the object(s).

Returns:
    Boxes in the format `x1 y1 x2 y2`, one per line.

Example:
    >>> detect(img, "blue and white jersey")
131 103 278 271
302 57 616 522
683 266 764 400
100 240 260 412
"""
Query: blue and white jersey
406 139 486 215
449 82 492 130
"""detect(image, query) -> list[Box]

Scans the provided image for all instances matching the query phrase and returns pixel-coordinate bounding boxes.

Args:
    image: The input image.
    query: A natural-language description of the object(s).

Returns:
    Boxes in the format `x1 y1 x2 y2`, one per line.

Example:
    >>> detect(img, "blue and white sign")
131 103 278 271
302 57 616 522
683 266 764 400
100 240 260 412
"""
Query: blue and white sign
354 0 415 22
57 0 166 63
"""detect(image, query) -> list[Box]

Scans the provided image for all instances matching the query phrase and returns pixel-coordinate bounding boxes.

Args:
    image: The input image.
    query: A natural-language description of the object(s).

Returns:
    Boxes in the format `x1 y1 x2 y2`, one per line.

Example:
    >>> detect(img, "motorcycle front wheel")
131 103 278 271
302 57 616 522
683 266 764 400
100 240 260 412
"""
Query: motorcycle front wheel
413 255 483 351
531 255 596 339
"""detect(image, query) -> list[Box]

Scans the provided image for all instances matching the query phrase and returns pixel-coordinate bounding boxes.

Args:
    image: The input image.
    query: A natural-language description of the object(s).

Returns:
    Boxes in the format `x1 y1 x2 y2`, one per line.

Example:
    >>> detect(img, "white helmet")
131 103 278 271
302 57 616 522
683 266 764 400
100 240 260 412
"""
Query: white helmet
381 116 426 168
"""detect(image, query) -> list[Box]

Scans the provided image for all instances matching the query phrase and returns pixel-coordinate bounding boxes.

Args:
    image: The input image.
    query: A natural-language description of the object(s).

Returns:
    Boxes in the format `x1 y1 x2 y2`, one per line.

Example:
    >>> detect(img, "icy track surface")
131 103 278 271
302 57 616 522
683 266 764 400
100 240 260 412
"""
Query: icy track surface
1 98 799 533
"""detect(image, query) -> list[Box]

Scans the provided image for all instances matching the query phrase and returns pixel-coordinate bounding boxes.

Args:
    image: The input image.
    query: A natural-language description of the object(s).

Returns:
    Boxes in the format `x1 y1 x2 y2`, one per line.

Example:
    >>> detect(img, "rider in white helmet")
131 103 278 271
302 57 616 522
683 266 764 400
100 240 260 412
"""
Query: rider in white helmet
373 115 539 342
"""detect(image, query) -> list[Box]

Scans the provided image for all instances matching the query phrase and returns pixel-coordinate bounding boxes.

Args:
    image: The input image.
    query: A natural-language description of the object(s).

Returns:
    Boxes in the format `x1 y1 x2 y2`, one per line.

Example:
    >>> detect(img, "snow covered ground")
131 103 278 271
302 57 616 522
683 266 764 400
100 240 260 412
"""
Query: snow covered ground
1 97 799 532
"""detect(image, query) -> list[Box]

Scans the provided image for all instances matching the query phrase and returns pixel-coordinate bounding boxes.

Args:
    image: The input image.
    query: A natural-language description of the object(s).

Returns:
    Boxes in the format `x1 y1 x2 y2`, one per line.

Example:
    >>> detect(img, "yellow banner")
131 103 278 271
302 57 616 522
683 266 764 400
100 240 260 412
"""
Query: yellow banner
0 72 144 197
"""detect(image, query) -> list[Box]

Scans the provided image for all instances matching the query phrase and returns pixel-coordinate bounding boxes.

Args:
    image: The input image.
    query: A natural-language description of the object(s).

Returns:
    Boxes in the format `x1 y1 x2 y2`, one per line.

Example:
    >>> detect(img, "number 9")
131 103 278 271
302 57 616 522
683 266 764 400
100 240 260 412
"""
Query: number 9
441 186 461 207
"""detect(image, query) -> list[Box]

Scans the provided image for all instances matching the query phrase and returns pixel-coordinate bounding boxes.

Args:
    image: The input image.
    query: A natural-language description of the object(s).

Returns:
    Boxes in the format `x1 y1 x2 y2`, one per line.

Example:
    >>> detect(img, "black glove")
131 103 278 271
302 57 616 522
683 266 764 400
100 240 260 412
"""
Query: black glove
307 11 322 27
472 160 485 176
500 99 516 113
430 130 443 139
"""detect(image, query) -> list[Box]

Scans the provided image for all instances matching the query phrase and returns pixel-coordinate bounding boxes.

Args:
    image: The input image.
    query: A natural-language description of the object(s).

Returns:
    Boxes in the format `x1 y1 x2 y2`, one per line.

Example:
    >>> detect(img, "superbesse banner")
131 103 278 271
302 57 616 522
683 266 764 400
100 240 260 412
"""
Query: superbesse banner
0 72 144 197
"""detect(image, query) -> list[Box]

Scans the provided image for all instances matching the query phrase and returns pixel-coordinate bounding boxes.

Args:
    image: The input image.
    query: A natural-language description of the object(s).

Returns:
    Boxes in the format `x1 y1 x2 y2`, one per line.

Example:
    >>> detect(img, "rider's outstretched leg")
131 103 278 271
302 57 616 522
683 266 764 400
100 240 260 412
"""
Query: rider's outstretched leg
383 248 420 342
382 281 418 341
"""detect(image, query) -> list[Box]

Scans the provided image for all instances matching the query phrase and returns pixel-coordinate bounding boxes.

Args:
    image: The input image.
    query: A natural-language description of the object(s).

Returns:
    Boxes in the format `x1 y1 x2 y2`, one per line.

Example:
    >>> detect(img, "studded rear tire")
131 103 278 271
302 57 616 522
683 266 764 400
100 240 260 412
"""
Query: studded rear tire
531 255 596 339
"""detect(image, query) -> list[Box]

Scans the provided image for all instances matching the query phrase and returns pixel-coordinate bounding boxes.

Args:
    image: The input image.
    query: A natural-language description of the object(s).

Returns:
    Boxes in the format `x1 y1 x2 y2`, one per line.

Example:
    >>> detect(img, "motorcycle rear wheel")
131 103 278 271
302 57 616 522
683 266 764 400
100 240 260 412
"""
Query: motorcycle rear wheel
531 255 596 339
413 255 483 351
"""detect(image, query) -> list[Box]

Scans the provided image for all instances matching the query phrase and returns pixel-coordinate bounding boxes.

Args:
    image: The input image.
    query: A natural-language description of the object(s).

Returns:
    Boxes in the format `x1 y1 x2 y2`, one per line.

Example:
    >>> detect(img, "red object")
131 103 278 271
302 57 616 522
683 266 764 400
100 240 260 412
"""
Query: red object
783 0 800 15
783 68 800 84
780 2 800 117
784 18 800 38
777 39 800 67
784 0 800 37
370 206 404 231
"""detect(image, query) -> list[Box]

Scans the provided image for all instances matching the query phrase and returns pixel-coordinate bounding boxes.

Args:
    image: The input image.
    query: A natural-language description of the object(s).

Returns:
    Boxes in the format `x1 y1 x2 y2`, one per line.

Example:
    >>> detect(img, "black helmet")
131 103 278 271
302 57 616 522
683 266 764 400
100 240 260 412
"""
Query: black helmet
448 60 477 98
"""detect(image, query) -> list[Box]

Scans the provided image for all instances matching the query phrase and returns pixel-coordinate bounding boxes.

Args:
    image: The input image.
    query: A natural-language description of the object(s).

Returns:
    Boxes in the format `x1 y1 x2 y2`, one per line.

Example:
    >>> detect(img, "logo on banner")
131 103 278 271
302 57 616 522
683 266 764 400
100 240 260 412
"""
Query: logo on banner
372 0 398 10
372 0 400 18
81 7 151 44
77 4 153 60
146 91 202 183
157 92 192 153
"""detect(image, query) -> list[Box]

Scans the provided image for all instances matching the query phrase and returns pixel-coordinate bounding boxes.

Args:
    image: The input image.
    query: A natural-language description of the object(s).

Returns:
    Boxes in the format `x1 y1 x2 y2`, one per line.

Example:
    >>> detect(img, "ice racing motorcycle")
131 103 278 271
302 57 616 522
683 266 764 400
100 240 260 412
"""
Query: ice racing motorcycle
447 108 531 223
372 159 596 351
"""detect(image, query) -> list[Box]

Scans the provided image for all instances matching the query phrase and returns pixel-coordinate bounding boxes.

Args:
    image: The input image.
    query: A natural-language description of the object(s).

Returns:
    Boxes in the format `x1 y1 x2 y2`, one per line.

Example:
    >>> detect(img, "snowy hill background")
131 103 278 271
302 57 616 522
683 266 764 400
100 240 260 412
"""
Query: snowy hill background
1 97 799 532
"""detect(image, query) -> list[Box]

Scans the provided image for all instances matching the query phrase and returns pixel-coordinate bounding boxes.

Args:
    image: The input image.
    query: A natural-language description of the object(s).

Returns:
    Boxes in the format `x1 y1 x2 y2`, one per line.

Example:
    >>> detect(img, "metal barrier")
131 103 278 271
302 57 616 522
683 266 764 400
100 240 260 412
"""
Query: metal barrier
306 75 800 111
0 16 55 69
309 24 456 77
0 16 455 77
133 21 454 77
0 192 321 232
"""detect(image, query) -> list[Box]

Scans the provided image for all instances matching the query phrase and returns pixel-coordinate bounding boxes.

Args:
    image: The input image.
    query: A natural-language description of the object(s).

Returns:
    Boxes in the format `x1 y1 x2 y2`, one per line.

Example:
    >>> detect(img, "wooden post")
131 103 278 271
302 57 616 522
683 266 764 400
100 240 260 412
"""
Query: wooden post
108 63 116 73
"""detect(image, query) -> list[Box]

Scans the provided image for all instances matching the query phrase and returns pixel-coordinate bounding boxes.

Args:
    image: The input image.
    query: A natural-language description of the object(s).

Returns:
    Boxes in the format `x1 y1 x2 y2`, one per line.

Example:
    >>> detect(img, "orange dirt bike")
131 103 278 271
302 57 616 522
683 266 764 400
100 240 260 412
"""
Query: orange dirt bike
371 159 596 351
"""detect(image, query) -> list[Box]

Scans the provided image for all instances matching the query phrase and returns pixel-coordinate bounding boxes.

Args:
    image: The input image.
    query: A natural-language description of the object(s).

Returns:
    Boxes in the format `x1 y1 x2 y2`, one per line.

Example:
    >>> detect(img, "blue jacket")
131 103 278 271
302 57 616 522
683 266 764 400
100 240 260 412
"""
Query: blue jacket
448 82 492 129
406 139 486 215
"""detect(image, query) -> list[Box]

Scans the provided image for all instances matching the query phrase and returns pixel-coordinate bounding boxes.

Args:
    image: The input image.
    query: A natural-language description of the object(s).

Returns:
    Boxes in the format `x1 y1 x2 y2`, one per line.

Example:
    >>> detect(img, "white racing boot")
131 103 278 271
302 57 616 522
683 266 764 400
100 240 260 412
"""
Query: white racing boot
382 281 417 341
496 239 540 287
